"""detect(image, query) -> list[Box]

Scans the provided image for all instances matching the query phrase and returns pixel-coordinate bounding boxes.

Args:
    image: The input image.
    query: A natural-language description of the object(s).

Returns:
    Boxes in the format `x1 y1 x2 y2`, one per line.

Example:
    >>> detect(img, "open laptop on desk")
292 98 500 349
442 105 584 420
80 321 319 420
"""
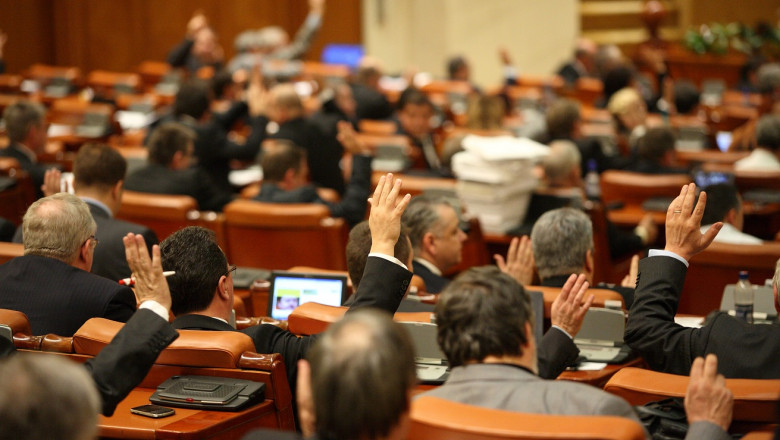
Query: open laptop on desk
574 308 633 364
267 271 348 321
399 321 450 384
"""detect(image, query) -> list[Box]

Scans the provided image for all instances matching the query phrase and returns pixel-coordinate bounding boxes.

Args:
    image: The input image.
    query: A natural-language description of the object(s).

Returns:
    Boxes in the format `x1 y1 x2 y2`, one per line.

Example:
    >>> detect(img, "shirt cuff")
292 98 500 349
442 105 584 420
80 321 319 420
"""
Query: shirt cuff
551 325 573 340
368 253 408 270
139 300 170 320
648 249 689 267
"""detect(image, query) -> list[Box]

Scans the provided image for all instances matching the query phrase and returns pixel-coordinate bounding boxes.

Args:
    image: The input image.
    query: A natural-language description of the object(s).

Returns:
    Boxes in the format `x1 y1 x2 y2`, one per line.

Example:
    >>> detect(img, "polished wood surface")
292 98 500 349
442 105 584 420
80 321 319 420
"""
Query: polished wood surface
98 388 279 440
557 357 645 389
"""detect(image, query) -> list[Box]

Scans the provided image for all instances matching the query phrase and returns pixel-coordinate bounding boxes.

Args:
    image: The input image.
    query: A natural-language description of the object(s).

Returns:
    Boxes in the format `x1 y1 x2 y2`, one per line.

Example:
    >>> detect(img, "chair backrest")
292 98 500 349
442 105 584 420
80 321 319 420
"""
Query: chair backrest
287 302 432 336
605 367 780 425
86 70 141 94
584 200 636 285
0 242 24 265
358 119 398 136
25 64 81 86
409 396 646 440
223 200 348 271
116 190 199 241
679 241 780 315
600 170 691 206
371 171 456 199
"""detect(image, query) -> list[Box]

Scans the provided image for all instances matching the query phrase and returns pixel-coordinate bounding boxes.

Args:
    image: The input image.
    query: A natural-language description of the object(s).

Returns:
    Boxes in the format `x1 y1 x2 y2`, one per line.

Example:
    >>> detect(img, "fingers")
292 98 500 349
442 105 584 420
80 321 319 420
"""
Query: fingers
702 353 719 381
702 222 723 248
379 173 394 205
395 193 411 216
493 254 506 270
681 182 696 215
689 356 704 382
559 273 578 301
386 176 402 206
692 188 707 224
506 237 520 264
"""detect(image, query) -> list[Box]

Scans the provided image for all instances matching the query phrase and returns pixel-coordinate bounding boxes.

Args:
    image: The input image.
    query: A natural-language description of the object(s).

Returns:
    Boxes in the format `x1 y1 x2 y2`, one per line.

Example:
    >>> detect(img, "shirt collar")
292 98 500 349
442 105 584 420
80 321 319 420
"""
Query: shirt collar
414 257 442 276
80 197 113 218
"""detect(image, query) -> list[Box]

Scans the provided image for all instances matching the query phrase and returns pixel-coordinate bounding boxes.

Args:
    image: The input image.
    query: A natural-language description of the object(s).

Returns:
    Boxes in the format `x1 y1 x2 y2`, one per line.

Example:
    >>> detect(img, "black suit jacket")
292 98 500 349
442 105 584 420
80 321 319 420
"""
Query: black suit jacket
351 83 394 121
0 255 136 336
625 256 780 378
254 155 372 226
0 309 179 417
125 163 233 212
0 142 50 197
12 201 158 281
412 259 449 294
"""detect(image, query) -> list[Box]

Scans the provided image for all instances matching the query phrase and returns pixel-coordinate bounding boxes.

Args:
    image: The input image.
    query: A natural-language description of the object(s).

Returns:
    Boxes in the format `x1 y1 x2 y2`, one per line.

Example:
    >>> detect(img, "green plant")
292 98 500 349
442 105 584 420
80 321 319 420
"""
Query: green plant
684 22 780 58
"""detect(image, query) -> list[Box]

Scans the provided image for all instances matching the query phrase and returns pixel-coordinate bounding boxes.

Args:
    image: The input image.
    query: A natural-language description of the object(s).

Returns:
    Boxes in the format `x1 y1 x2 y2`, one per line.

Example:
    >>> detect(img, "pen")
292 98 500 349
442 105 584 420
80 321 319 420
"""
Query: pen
118 271 176 286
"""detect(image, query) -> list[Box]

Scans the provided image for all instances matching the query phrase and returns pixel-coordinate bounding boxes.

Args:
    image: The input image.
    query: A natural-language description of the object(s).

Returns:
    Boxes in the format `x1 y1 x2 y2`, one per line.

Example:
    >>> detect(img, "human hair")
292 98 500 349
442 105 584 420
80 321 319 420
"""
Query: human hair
173 79 212 119
73 143 127 192
397 87 432 112
543 140 581 185
346 221 411 289
673 80 700 114
402 195 454 253
260 140 306 182
755 114 780 152
435 266 532 367
700 184 740 226
307 309 416 440
773 257 780 295
447 56 468 80
147 122 196 166
607 87 642 118
757 63 780 95
3 100 45 144
465 94 505 130
160 226 227 316
531 208 593 280
0 354 100 440
546 98 581 140
210 69 233 99
270 83 304 113
637 126 676 163
602 66 633 103
22 193 96 263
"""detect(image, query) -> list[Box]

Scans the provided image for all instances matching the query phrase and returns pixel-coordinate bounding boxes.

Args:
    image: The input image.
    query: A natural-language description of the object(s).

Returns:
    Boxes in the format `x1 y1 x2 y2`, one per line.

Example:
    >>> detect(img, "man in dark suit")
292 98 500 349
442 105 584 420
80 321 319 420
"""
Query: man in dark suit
623 127 688 175
125 122 233 212
0 193 136 336
351 58 394 121
625 183 780 379
556 38 597 86
396 88 443 173
0 100 55 196
254 134 371 226
14 143 158 281
531 207 637 307
162 174 412 407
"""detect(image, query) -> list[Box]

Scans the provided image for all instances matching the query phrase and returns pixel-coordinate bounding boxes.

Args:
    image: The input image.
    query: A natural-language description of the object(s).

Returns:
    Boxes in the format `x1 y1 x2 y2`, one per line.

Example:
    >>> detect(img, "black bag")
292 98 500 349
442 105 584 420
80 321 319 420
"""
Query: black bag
635 398 688 440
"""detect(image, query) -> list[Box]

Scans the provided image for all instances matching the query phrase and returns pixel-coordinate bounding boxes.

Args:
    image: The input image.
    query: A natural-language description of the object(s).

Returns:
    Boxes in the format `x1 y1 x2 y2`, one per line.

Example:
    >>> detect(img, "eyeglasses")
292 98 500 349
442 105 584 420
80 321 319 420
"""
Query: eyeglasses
225 265 237 277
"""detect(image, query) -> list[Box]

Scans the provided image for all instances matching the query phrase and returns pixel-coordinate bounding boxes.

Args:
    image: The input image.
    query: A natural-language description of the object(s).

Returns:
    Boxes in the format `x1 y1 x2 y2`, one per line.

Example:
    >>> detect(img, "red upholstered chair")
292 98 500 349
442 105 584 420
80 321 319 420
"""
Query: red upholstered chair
599 170 691 207
116 191 200 241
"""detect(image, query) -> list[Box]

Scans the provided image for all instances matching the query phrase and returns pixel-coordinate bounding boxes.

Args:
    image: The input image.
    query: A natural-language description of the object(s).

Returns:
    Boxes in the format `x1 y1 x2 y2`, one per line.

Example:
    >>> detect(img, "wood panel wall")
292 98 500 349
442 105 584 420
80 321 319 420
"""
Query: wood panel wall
0 0 361 74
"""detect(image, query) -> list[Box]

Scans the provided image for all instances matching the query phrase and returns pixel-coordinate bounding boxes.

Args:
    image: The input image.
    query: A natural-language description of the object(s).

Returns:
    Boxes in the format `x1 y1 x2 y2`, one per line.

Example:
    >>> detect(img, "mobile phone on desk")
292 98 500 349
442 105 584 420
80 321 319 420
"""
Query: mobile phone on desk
130 404 175 418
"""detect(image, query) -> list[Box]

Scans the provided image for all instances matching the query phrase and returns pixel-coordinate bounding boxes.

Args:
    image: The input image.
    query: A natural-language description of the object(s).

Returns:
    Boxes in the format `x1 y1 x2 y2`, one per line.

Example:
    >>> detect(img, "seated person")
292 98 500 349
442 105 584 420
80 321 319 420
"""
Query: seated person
625 183 780 378
556 38 598 86
420 264 732 440
0 193 135 336
623 127 687 175
607 87 647 152
351 57 394 121
254 135 371 226
0 101 56 196
15 144 158 281
125 122 233 212
167 12 223 73
734 114 780 171
396 87 443 174
163 175 412 411
531 208 636 307
699 183 762 245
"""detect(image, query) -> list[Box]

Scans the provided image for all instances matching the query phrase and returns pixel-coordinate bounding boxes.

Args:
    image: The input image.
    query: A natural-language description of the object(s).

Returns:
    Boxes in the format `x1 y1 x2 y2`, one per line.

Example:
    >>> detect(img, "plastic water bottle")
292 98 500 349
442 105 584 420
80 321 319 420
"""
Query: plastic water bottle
734 271 753 324
584 159 601 200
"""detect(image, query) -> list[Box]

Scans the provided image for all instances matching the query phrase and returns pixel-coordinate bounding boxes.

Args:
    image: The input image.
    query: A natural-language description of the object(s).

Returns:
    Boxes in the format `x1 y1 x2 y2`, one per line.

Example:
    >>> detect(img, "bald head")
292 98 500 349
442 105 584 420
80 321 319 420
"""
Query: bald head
22 193 96 264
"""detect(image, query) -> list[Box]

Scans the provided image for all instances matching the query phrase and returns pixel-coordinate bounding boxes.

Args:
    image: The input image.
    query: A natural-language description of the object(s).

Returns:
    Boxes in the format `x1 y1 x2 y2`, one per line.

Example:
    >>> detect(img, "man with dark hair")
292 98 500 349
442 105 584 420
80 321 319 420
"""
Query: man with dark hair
734 114 780 171
421 266 732 440
396 87 441 172
625 126 686 174
254 131 372 226
674 80 701 115
0 194 136 336
126 122 233 211
243 309 417 440
557 38 597 86
166 12 223 74
163 174 412 410
0 100 56 194
14 143 158 280
351 57 394 121
700 184 761 245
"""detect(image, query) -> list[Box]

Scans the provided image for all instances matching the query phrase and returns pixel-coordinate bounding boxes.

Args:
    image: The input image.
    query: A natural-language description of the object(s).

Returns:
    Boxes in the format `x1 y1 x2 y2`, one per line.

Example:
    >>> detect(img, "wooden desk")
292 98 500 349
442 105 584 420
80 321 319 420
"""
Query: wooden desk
557 357 646 389
99 388 279 440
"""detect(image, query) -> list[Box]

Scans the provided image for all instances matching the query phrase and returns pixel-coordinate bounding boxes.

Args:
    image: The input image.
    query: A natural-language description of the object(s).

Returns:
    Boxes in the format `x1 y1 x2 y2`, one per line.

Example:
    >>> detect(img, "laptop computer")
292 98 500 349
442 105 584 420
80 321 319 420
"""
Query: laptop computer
573 308 632 364
399 321 449 384
720 284 777 324
267 271 348 321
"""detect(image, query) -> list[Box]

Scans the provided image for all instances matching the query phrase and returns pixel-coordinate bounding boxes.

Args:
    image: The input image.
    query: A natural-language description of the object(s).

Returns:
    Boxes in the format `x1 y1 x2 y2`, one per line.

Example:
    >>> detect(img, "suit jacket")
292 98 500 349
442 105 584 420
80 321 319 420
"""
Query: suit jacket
124 163 233 212
254 155 372 226
12 200 158 281
0 142 49 196
412 259 449 294
625 256 780 378
351 83 394 121
172 256 411 403
0 255 136 336
420 363 727 440
0 309 179 417
166 38 222 73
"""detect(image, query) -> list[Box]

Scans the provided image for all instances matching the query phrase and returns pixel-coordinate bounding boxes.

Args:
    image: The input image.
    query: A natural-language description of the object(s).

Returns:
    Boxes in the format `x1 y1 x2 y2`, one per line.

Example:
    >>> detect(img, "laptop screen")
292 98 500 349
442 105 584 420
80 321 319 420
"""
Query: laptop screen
267 271 348 321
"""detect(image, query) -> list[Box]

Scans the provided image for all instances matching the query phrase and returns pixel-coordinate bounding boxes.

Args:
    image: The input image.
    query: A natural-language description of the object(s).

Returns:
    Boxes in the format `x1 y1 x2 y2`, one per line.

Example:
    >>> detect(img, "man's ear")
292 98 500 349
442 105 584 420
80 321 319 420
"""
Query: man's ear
112 180 123 200
217 275 230 301
422 231 436 254
296 359 316 437
584 249 595 276
725 208 738 225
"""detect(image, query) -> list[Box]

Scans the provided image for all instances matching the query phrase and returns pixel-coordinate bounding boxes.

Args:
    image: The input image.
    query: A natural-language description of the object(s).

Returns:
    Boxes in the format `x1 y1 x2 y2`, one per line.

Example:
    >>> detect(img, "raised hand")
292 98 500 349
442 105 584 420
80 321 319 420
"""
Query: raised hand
123 233 171 311
494 235 534 286
665 183 721 262
368 173 411 257
41 168 63 197
336 120 368 155
550 273 594 337
620 254 639 288
685 354 733 431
